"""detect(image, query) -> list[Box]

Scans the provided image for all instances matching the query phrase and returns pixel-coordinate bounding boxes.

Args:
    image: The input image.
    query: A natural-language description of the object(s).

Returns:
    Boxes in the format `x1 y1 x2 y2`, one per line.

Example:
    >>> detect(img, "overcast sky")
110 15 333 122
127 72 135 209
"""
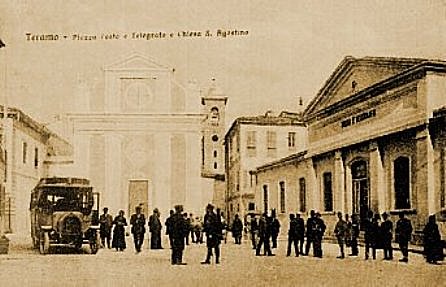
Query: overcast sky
0 0 445 129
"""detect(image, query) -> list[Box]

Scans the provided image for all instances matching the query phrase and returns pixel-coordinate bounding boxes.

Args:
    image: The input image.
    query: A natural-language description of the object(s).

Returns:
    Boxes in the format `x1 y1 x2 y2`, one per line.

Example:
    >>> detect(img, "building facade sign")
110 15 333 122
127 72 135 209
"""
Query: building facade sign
341 109 376 128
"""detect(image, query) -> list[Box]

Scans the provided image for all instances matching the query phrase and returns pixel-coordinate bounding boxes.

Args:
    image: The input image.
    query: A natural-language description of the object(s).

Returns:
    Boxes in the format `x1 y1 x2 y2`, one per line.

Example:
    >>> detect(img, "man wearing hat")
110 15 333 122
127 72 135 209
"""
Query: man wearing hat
130 205 146 253
171 205 189 265
202 203 223 264
149 208 163 249
99 207 113 248
380 212 393 260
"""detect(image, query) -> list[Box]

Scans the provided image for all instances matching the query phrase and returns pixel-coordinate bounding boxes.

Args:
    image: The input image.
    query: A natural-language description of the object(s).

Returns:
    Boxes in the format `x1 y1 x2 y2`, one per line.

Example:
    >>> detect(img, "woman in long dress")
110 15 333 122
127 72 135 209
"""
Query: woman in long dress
112 210 127 251
423 215 444 264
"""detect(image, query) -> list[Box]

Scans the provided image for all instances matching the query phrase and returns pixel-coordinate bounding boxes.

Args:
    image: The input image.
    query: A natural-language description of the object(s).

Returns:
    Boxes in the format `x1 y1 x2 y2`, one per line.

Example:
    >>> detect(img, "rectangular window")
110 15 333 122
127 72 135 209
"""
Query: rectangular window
246 131 256 157
288 132 296 148
299 177 306 213
279 181 286 213
267 131 277 157
323 172 333 212
267 131 276 149
22 142 27 164
263 185 269 212
248 202 255 211
34 147 39 168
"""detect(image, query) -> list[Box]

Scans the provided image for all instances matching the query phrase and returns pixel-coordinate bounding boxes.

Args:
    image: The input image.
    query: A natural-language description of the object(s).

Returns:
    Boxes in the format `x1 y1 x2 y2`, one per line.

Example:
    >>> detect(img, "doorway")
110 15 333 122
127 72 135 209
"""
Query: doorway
128 180 149 218
351 160 369 227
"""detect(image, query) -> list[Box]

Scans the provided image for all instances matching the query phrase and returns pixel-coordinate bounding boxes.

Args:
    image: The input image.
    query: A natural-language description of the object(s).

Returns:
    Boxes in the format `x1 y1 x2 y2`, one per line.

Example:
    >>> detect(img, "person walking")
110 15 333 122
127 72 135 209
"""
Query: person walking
395 212 412 263
313 212 326 258
201 204 223 264
271 209 281 249
334 212 348 259
423 215 444 264
170 205 189 265
99 207 113 249
304 210 316 256
381 212 393 260
256 212 274 256
130 206 146 253
344 213 352 250
112 210 127 252
349 214 360 256
165 210 174 249
189 213 195 243
296 213 305 256
148 208 163 249
183 213 190 245
250 216 258 250
286 213 299 257
193 216 203 244
231 214 243 244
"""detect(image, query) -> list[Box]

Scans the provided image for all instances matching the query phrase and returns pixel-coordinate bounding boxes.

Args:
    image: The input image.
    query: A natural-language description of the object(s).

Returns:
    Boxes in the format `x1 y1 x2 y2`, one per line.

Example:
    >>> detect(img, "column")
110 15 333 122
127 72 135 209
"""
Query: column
416 128 435 219
306 158 319 211
334 150 345 213
369 141 385 214
345 164 352 215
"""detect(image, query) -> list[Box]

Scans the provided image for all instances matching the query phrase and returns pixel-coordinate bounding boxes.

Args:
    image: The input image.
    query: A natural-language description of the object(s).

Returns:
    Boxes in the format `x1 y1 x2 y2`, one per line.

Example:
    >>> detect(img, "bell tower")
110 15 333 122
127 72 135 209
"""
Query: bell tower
201 79 227 177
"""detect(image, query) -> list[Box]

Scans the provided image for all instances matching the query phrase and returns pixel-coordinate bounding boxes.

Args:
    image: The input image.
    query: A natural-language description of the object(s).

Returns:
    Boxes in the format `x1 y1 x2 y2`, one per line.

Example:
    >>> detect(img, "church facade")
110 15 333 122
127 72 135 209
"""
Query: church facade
64 54 221 218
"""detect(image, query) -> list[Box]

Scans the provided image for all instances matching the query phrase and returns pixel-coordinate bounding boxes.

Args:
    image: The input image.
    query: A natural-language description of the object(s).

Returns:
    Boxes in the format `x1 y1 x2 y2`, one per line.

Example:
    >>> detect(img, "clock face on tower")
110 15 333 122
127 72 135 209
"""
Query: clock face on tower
124 81 153 112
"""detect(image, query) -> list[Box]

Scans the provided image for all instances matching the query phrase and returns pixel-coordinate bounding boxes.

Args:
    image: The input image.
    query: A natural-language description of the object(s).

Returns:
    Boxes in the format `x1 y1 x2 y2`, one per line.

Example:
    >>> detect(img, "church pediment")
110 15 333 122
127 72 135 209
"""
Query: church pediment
104 53 170 71
304 56 426 119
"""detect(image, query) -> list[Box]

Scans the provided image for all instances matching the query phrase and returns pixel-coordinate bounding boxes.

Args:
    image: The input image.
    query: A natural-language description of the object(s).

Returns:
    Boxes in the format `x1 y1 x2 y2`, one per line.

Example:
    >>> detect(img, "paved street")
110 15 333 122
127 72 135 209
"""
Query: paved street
0 237 444 287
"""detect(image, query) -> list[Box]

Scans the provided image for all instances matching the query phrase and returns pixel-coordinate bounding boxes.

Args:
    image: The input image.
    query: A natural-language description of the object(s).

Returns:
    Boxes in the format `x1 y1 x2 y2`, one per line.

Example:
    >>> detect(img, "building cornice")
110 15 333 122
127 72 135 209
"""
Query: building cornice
304 61 446 122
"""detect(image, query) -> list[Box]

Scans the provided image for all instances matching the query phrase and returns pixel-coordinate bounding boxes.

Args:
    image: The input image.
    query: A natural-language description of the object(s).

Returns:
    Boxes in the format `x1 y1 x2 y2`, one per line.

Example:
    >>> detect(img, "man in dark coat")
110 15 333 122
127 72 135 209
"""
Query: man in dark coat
148 208 163 249
395 212 413 262
423 215 444 264
231 214 243 244
304 210 316 256
271 209 281 249
250 216 258 250
313 212 326 258
381 212 393 260
170 205 189 265
255 212 274 256
295 213 305 255
202 204 223 264
349 214 360 256
130 206 146 253
334 212 347 259
99 207 113 248
165 210 174 249
286 213 299 257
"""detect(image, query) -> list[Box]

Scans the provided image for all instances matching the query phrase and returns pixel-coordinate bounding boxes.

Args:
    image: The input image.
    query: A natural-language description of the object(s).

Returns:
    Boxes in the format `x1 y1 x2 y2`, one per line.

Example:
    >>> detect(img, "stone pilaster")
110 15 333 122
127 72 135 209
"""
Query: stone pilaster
333 150 345 213
345 164 352 215
369 141 385 214
105 133 122 214
306 158 319 211
415 128 435 218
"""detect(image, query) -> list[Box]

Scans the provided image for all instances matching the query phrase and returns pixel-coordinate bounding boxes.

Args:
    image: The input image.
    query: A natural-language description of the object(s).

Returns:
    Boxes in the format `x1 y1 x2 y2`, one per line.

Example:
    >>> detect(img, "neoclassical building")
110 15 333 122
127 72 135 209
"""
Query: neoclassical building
64 54 222 218
253 56 446 236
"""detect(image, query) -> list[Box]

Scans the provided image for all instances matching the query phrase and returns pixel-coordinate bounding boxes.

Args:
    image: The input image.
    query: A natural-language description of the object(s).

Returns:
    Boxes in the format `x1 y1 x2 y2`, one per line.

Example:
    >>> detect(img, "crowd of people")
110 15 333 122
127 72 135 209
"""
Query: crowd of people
98 205 444 266
98 203 227 265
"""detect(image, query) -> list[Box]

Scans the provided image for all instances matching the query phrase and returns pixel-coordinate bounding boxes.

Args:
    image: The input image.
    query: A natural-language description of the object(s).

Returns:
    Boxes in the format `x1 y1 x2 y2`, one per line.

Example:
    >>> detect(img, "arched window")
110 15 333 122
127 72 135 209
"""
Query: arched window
323 172 333 212
299 178 306 213
210 107 219 125
279 181 286 213
394 156 410 209
213 150 217 158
